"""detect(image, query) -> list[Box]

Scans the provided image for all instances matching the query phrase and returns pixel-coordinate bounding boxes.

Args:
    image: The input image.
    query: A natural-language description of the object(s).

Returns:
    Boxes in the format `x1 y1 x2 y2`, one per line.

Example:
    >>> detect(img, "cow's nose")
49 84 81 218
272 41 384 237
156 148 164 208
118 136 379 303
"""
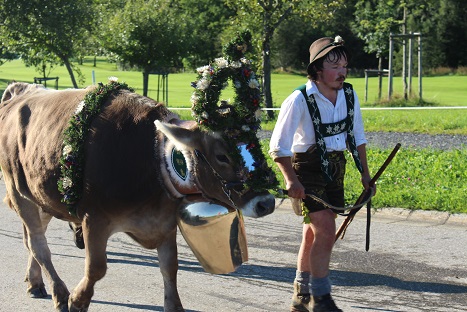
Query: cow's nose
254 194 275 217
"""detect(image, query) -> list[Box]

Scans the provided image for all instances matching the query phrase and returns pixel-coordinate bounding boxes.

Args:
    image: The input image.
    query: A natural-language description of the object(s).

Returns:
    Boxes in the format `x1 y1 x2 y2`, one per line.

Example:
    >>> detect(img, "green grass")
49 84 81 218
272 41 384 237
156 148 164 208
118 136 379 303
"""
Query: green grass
346 148 467 214
262 140 467 214
361 109 467 135
2 58 467 108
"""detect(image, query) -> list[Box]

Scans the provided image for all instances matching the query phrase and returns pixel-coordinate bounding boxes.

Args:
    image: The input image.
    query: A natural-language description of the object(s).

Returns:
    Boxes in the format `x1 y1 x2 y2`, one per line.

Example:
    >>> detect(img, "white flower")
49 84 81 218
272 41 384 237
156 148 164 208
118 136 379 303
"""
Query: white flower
248 78 260 89
334 36 344 45
197 78 210 91
202 69 212 78
108 76 118 82
62 145 73 156
196 65 210 74
255 109 262 120
214 57 229 69
218 107 231 115
74 101 85 114
201 111 209 119
240 57 250 65
242 125 250 132
190 94 200 106
230 61 242 69
62 177 73 189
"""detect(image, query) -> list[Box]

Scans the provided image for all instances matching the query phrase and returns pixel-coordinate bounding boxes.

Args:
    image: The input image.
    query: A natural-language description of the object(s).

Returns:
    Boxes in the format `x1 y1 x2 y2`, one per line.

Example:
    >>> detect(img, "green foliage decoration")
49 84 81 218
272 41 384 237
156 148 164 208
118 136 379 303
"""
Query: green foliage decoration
58 80 134 216
191 31 278 192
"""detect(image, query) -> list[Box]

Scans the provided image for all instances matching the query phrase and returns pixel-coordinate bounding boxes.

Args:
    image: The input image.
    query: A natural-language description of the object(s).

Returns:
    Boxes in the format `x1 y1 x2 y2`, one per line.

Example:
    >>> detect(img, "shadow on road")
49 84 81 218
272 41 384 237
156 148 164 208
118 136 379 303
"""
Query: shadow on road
332 269 467 294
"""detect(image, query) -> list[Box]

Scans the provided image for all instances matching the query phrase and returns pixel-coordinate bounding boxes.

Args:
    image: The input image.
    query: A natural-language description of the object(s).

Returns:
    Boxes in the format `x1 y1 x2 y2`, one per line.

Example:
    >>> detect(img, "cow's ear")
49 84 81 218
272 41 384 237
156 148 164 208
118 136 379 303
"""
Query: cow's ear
155 120 198 151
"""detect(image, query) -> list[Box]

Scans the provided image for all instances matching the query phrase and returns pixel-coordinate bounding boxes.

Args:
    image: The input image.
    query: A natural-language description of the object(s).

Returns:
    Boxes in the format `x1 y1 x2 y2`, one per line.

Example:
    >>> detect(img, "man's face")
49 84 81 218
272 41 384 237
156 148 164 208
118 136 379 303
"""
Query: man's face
317 56 348 91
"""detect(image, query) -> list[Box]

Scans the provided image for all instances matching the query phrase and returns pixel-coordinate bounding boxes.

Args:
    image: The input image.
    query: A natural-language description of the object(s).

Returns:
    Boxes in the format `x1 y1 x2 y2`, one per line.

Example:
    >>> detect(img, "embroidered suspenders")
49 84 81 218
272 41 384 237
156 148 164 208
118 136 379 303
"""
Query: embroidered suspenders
296 83 363 182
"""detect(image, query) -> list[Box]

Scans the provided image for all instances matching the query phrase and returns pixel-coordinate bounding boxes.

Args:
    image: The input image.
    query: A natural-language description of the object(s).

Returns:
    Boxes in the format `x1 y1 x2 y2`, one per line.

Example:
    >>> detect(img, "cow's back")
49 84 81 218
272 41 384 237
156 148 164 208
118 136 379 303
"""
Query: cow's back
0 84 175 219
0 87 89 213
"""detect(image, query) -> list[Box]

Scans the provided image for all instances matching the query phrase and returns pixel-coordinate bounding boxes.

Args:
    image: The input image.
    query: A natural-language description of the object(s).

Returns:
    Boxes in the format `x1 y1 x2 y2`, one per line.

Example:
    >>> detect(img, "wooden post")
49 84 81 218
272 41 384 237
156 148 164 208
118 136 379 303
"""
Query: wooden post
365 70 369 102
418 34 423 100
388 34 394 100
408 34 414 96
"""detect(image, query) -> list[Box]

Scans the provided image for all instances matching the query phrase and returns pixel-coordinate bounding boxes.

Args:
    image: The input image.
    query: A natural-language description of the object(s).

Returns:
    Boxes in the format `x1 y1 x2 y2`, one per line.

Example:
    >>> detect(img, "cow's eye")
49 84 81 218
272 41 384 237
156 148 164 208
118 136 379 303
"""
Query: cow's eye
216 154 230 164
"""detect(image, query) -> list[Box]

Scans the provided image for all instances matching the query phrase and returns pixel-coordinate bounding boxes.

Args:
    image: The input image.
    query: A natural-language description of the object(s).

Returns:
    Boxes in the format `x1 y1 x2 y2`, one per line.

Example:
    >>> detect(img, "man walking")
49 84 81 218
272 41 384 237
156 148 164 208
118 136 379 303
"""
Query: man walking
269 36 373 312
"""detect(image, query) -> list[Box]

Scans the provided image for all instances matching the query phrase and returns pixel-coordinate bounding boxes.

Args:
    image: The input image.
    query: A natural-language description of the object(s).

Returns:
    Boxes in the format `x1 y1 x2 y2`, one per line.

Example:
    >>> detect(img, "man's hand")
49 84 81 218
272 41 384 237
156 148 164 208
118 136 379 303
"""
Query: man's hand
286 180 306 199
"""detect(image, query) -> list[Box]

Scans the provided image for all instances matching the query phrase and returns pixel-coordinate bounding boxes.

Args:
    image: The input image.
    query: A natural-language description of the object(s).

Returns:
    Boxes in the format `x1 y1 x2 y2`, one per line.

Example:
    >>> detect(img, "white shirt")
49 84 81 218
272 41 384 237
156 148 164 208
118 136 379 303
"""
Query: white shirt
269 80 367 160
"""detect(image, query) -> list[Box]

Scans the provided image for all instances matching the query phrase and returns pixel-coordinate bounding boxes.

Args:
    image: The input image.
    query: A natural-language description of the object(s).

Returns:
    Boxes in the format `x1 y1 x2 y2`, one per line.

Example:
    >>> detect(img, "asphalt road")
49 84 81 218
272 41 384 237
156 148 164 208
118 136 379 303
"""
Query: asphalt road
0 178 466 312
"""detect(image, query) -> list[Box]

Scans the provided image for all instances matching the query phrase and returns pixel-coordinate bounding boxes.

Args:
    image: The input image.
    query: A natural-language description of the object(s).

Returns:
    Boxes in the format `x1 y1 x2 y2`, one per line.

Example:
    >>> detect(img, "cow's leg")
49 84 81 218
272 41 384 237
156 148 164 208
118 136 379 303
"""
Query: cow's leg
157 229 184 312
69 216 110 312
14 199 70 311
23 222 46 298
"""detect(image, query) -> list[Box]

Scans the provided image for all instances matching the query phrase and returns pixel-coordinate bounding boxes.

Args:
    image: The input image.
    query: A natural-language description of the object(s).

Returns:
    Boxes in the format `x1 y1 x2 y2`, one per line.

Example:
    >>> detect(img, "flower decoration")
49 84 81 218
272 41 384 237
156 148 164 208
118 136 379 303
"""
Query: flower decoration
58 80 134 216
191 31 278 192
334 35 344 45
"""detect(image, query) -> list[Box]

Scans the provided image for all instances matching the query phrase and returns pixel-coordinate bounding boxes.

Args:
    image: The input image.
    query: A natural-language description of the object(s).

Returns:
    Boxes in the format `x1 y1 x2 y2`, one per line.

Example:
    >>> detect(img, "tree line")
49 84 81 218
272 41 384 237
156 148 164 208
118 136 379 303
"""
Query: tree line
0 0 466 110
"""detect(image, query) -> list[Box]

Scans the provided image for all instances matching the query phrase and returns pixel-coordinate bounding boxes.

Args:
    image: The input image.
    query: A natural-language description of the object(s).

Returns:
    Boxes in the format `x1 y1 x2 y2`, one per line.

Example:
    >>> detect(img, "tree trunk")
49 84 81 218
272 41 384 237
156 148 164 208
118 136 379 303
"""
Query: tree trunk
262 32 274 119
142 70 149 97
63 57 78 88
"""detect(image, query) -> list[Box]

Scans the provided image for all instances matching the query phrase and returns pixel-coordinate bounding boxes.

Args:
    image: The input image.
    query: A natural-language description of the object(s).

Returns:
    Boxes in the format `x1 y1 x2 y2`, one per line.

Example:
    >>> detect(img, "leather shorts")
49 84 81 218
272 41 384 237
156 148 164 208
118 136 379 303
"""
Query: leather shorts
292 146 346 213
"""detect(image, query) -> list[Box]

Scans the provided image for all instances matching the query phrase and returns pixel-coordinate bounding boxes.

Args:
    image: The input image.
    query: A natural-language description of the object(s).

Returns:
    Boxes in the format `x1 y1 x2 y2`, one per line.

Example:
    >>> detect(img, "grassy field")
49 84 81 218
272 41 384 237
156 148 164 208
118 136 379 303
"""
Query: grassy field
1 58 466 213
1 58 467 108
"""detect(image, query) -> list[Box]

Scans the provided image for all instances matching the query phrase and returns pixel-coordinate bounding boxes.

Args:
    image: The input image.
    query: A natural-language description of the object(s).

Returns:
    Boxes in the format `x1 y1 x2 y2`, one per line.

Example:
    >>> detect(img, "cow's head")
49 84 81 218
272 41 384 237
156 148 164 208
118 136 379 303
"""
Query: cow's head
155 120 275 218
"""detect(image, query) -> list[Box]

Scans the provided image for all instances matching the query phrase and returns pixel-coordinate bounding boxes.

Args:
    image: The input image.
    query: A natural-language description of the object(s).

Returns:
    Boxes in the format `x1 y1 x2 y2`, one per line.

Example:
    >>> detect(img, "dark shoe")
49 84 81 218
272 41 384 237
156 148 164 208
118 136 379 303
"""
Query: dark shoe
69 222 85 249
312 294 342 312
290 281 311 312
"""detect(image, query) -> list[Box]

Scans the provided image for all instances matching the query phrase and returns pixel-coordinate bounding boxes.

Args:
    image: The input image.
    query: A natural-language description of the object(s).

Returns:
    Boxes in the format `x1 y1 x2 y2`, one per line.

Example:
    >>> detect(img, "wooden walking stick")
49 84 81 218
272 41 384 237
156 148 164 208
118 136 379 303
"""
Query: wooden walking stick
335 143 401 243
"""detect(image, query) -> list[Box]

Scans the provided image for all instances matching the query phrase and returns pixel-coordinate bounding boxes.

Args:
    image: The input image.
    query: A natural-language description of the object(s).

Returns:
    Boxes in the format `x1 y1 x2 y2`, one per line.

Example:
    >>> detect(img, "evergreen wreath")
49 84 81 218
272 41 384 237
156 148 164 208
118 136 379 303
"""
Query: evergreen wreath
191 31 278 192
58 79 134 216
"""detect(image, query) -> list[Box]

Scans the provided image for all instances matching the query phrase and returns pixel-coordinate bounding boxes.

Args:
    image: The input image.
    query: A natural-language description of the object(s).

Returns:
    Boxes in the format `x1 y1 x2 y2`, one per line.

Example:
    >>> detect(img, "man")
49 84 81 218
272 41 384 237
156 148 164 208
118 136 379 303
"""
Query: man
269 36 373 312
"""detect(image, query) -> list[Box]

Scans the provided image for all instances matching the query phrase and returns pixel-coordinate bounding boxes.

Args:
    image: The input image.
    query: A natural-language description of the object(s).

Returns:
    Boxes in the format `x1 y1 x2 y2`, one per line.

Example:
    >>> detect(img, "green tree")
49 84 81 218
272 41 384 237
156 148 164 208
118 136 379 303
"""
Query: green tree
224 0 344 117
434 0 467 67
0 45 15 66
0 0 95 88
99 0 187 96
353 0 403 57
175 0 235 69
271 2 376 73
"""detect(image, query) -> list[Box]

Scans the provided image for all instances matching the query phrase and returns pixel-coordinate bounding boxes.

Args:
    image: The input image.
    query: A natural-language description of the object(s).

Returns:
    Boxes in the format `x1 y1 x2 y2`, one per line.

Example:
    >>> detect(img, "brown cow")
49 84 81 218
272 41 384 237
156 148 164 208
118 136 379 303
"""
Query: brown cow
0 82 275 311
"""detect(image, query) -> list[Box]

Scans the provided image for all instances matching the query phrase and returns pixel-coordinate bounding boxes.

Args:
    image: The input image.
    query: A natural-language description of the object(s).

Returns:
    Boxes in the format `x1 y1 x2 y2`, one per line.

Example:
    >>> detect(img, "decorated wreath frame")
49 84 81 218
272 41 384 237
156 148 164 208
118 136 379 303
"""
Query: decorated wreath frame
190 31 278 192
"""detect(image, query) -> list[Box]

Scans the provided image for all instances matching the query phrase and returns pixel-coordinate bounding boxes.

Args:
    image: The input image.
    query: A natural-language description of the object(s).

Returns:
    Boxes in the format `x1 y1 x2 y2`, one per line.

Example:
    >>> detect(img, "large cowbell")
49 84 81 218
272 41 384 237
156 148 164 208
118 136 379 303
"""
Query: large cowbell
174 144 254 274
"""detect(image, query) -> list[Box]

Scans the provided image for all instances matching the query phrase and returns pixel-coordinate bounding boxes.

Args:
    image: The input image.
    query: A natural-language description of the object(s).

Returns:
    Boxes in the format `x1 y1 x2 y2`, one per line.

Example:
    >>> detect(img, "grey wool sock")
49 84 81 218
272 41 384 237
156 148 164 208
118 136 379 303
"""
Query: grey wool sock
311 275 332 297
295 270 310 294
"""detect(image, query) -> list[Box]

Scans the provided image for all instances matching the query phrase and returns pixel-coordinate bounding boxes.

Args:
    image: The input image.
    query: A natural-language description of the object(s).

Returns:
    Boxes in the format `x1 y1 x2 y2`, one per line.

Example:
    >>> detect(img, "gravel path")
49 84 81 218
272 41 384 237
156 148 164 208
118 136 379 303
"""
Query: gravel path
259 131 466 150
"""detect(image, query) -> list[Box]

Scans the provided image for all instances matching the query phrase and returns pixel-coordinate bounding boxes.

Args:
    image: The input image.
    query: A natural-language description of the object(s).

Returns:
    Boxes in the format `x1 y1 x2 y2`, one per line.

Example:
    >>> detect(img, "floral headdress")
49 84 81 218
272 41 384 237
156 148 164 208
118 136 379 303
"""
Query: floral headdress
190 31 278 192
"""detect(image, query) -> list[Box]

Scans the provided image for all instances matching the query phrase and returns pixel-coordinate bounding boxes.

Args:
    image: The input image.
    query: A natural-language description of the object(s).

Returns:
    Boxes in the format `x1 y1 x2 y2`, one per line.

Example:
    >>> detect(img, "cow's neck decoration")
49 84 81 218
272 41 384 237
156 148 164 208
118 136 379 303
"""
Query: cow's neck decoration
58 79 134 216
190 31 278 192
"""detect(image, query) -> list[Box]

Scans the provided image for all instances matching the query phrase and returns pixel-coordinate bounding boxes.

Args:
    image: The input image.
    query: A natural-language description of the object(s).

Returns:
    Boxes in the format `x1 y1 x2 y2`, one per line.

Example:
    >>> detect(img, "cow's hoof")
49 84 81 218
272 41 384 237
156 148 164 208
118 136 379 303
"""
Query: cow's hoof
28 285 47 298
56 303 69 312
69 303 89 312
69 222 85 249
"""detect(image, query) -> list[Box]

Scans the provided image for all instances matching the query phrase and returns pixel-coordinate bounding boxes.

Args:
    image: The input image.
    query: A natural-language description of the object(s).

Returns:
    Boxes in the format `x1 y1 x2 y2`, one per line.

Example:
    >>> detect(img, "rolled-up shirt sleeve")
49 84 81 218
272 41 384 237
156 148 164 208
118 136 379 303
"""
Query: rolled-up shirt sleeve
269 91 304 160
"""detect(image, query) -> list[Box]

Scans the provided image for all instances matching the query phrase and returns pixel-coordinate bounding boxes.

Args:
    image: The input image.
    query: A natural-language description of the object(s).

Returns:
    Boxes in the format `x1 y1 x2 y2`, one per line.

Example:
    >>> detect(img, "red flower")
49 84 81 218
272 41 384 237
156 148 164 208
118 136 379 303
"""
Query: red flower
247 143 255 150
